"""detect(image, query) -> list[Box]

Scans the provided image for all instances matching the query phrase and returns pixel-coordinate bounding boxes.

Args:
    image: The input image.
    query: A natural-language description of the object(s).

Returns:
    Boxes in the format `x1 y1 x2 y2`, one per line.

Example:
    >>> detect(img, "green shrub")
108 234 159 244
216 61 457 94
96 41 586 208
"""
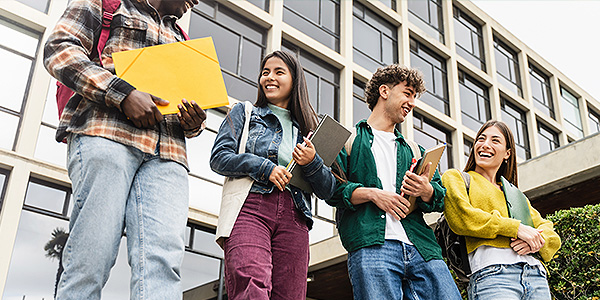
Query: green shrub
546 204 600 300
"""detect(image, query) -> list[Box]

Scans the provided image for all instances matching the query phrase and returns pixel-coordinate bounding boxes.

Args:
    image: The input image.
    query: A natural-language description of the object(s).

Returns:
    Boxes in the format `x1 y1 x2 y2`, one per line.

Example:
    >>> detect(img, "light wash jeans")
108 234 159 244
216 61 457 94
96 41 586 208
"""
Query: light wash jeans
56 134 189 300
468 263 551 300
347 240 462 300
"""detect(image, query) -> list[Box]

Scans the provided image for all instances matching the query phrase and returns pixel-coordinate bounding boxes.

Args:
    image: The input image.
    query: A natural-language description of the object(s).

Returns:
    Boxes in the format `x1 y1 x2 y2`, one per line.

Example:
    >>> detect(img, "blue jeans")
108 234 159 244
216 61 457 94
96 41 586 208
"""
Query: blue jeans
347 240 462 300
468 263 551 300
56 135 189 300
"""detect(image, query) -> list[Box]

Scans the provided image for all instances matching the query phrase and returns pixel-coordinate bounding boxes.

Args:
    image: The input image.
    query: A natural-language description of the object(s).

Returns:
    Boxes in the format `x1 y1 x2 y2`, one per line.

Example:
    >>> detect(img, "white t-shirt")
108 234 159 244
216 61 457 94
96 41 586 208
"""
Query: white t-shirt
469 245 545 275
371 128 412 245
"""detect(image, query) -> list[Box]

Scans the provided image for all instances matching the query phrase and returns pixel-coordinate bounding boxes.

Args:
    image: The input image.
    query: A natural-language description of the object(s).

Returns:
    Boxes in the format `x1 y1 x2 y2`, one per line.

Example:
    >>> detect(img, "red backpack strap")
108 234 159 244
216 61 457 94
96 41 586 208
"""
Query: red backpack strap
176 23 190 40
96 0 121 66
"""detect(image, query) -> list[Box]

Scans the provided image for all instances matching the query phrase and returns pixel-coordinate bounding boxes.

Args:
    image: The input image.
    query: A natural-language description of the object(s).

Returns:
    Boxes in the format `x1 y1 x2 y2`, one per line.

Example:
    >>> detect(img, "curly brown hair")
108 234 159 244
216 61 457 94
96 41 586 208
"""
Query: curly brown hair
364 64 426 111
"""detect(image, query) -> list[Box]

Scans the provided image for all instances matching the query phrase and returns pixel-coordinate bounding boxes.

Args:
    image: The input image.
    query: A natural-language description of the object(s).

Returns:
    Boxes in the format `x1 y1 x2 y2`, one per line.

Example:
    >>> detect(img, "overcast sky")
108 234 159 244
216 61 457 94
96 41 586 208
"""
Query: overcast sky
470 0 600 102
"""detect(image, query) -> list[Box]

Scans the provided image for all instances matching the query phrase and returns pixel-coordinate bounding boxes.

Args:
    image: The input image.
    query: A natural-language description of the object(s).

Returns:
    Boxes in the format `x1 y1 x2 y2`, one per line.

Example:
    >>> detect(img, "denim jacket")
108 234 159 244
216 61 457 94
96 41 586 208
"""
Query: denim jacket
210 102 336 228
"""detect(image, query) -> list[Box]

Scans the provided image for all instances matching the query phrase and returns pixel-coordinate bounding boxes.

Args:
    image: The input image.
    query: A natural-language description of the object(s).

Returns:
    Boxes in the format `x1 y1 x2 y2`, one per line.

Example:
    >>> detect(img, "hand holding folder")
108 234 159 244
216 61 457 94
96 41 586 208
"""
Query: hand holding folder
113 37 229 114
403 143 446 214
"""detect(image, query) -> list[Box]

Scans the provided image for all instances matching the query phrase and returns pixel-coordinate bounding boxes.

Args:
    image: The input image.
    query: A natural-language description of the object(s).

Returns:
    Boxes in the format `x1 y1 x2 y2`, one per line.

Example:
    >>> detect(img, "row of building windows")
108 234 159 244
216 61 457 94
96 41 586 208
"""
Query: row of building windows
1 175 225 298
2 0 598 214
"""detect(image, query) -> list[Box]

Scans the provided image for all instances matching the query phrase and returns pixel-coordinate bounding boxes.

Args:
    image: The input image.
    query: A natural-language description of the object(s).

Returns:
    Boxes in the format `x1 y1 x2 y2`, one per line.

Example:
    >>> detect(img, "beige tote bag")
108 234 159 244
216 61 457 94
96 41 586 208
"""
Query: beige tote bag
215 101 254 249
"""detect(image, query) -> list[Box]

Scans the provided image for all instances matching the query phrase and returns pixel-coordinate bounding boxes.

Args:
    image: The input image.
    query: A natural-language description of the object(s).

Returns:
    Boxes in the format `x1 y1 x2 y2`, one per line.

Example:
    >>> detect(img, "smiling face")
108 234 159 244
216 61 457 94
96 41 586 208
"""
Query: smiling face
380 81 416 124
259 57 293 108
473 125 511 175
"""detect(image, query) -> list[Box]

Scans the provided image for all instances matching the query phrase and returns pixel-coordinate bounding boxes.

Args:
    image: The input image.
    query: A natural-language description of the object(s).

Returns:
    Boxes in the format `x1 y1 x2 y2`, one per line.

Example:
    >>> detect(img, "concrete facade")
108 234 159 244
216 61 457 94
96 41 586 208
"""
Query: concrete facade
0 0 599 299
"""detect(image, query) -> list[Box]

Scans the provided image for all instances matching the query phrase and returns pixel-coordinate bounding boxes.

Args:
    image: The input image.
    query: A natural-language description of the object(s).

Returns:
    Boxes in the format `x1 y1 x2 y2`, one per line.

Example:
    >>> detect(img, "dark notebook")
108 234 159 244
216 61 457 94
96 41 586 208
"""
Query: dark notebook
286 115 351 193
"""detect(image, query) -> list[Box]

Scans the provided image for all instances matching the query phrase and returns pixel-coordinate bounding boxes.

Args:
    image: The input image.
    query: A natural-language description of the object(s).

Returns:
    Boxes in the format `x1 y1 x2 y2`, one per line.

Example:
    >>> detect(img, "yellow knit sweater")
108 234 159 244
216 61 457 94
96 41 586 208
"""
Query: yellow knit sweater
441 169 561 262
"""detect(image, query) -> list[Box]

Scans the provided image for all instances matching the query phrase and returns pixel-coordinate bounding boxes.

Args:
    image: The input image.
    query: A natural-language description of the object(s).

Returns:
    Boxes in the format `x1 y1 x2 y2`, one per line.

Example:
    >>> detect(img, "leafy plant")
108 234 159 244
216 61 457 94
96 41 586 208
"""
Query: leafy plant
546 204 600 300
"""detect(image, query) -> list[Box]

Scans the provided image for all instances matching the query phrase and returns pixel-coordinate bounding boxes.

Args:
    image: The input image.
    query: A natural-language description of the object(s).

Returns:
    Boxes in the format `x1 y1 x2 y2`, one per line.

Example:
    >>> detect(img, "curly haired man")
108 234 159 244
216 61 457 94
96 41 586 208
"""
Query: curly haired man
327 64 461 299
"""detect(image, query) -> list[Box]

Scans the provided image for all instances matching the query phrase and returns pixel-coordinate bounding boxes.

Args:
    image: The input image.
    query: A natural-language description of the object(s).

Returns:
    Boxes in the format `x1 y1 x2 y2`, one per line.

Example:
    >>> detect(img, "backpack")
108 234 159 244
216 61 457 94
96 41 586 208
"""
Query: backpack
55 0 190 119
434 171 472 282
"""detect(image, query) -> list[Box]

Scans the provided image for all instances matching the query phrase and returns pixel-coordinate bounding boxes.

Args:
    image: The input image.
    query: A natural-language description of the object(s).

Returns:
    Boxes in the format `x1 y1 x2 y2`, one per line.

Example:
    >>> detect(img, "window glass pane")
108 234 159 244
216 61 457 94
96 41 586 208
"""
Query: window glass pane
14 0 49 13
0 171 6 211
407 0 443 43
191 228 223 258
42 79 60 126
407 0 428 18
304 71 319 111
182 252 221 293
494 49 511 79
463 139 472 168
4 211 70 299
316 197 334 220
428 3 441 28
222 71 258 102
4 211 133 299
530 75 544 103
285 0 319 22
560 88 583 138
454 20 472 52
413 114 452 172
321 0 339 34
538 123 558 155
187 130 223 183
353 18 382 60
501 100 530 160
353 97 371 125
240 39 262 81
320 80 336 118
205 109 226 132
0 47 33 112
192 16 239 72
190 3 265 102
382 36 395 65
309 218 336 244
0 112 20 150
460 85 479 119
283 0 340 51
35 125 68 167
353 81 370 124
283 42 340 119
24 180 68 214
189 176 222 215
589 110 600 134
380 0 396 10
410 41 448 115
0 18 39 56
494 40 522 96
247 0 269 12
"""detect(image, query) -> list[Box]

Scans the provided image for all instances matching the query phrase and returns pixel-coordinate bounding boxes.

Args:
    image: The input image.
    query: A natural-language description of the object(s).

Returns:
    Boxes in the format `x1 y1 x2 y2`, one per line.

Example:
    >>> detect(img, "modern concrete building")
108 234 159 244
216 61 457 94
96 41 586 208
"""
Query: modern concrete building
0 0 599 299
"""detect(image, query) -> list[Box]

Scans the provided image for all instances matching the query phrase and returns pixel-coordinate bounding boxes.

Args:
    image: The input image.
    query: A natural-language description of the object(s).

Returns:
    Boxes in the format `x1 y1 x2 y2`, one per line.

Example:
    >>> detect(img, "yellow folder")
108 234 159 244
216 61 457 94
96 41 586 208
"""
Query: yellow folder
113 37 230 114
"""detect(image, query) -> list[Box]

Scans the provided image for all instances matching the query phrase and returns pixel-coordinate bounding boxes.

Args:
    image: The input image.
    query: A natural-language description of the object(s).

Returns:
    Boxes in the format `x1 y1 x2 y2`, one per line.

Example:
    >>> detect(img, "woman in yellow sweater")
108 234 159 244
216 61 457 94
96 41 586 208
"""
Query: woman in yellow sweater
442 120 560 300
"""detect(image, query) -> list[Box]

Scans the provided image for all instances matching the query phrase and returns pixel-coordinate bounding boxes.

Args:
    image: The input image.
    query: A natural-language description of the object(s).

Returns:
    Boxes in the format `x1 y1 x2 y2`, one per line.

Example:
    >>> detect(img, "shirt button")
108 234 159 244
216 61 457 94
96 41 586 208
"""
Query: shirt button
381 215 385 219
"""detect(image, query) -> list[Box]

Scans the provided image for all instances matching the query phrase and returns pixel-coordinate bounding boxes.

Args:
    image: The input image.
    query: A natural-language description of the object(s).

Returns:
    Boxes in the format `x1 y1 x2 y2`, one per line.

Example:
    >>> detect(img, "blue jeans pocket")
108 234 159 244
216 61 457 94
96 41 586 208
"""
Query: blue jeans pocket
473 264 504 283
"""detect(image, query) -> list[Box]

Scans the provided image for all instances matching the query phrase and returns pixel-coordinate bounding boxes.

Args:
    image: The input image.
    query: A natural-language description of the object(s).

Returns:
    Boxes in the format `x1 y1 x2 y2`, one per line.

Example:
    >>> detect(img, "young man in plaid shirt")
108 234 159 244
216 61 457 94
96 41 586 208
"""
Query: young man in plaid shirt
44 0 203 298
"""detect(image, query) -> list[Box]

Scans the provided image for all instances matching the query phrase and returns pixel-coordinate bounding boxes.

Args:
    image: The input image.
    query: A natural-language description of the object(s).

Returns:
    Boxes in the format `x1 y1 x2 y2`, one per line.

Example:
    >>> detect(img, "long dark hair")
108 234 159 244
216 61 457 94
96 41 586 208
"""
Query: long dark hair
255 51 318 136
463 120 518 186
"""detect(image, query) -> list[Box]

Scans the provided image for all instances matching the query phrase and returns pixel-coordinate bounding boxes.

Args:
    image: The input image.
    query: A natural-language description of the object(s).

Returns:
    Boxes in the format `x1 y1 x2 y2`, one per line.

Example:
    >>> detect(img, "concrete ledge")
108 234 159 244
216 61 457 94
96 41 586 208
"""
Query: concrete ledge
308 235 347 271
519 132 600 198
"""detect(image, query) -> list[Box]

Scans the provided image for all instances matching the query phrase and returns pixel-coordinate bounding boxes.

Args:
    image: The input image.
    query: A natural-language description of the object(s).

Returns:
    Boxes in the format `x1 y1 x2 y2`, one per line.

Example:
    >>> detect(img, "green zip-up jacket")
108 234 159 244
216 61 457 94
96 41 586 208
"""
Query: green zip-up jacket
327 120 446 261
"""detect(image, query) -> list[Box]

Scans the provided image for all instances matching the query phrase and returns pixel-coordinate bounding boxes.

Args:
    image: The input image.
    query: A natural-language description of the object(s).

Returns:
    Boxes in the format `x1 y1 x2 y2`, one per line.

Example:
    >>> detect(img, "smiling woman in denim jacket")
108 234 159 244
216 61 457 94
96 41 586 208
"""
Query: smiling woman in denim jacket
442 120 561 300
210 50 336 300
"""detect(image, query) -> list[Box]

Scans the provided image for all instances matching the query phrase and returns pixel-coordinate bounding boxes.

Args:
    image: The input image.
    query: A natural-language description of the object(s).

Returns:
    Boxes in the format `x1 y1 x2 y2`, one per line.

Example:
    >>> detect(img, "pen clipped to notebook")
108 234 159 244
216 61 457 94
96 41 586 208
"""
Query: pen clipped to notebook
285 130 314 172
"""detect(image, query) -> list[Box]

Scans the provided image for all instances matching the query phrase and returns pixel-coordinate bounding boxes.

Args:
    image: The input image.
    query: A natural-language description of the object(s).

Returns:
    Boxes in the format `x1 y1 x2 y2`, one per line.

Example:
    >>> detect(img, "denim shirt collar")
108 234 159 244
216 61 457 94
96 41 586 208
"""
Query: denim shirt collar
255 104 300 129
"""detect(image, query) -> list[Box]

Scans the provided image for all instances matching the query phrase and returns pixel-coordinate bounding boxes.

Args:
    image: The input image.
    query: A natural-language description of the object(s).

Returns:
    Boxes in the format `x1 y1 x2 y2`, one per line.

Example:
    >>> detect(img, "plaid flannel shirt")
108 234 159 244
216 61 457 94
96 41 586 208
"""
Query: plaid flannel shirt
44 0 202 169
